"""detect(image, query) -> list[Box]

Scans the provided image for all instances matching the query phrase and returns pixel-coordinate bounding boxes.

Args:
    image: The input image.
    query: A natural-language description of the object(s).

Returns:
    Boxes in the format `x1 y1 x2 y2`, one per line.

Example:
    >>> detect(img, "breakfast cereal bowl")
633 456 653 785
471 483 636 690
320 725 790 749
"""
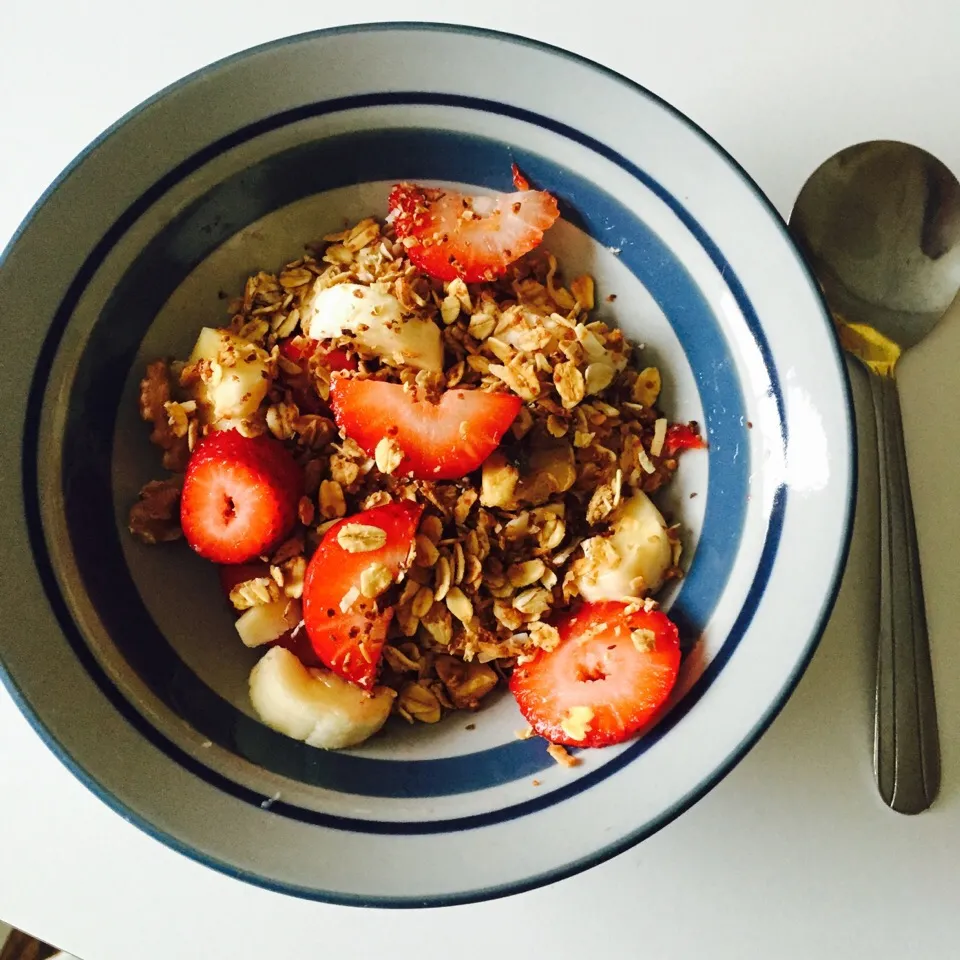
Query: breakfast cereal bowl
0 23 854 906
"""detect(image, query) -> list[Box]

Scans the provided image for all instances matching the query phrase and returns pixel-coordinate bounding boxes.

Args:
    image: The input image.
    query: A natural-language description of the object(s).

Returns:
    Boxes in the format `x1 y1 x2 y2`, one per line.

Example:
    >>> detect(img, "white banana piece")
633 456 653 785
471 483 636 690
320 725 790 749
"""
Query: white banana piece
235 599 302 648
186 327 272 425
301 282 443 372
249 646 396 750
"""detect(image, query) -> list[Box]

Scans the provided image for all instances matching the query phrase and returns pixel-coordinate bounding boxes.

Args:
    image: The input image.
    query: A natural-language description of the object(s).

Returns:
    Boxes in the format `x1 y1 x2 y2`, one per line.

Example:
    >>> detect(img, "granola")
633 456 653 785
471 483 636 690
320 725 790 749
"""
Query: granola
129 199 697 753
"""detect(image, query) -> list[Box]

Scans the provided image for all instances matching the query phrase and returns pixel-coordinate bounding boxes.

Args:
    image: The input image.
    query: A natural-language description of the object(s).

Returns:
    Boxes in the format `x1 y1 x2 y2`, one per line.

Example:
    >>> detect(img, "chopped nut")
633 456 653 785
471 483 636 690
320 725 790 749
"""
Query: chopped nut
559 706 594 741
127 477 183 544
434 656 498 709
297 495 315 527
546 414 568 438
360 562 394 599
374 436 404 475
318 480 347 519
529 621 561 651
547 743 580 767
229 577 280 610
266 401 300 440
631 627 657 653
337 523 387 553
383 644 421 673
480 451 519 508
586 469 623 524
515 725 535 740
445 586 474 624
277 556 306 598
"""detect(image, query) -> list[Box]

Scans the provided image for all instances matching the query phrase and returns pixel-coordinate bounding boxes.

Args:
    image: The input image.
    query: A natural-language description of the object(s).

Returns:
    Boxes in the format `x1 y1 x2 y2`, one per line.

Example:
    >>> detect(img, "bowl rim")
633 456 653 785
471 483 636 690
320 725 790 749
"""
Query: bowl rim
0 20 857 907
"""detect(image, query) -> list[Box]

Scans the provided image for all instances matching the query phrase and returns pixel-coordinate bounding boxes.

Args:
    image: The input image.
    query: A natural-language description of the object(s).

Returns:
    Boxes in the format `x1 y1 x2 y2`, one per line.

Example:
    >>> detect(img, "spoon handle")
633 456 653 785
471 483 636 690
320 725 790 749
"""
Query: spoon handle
869 369 940 813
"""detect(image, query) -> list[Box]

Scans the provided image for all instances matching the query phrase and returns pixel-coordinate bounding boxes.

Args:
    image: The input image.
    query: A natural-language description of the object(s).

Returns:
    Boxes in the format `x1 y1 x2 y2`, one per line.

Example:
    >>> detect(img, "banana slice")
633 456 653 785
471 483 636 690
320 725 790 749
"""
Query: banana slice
249 646 396 750
301 282 443 372
235 599 302 648
577 491 672 602
187 327 272 424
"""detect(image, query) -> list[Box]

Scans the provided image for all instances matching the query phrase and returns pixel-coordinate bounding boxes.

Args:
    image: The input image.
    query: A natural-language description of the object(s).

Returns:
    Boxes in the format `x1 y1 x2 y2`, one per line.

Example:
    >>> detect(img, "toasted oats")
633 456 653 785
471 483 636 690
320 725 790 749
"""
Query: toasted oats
383 644 421 673
513 587 553 618
414 534 440 568
318 480 347 519
277 556 306 598
631 627 657 653
337 523 387 553
360 562 394 599
374 436 404 475
540 514 566 551
560 706 594 741
411 585 436 619
445 586 474 624
632 366 662 406
445 360 465 387
584 362 615 396
508 559 546 588
547 743 580 767
452 541 466 584
398 681 441 723
546 414 568 438
441 294 461 325
433 554 453 601
419 514 444 544
421 601 453 645
570 274 595 310
553 360 585 409
573 430 595 448
229 577 280 610
447 277 472 312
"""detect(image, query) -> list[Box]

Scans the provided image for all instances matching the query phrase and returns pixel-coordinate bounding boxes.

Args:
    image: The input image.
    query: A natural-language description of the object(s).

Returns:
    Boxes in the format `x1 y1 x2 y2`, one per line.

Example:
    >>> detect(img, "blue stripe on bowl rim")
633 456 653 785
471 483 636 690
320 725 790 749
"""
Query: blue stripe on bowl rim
0 22 856 908
60 124 749 799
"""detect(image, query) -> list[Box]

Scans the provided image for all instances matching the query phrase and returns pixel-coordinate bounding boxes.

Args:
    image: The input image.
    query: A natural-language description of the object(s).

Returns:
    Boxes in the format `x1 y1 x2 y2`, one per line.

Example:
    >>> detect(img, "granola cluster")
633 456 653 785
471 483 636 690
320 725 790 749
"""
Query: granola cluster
130 216 686 727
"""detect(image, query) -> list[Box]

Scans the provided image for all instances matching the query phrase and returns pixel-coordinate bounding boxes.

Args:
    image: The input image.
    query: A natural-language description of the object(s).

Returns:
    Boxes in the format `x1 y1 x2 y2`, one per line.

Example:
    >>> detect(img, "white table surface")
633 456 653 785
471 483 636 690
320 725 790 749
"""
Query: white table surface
2 2 959 957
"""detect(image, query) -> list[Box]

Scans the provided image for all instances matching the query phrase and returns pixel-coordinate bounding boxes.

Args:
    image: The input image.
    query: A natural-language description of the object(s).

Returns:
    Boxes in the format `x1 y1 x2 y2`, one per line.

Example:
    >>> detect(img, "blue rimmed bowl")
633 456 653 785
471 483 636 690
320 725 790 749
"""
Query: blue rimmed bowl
0 23 854 906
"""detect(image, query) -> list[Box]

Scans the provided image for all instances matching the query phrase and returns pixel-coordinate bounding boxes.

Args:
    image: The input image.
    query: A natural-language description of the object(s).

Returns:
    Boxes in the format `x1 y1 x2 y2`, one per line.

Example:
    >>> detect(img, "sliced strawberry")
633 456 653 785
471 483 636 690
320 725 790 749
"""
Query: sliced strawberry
330 378 522 481
509 601 681 748
302 501 423 689
511 162 531 191
388 180 560 283
180 430 303 565
278 337 358 415
665 422 706 456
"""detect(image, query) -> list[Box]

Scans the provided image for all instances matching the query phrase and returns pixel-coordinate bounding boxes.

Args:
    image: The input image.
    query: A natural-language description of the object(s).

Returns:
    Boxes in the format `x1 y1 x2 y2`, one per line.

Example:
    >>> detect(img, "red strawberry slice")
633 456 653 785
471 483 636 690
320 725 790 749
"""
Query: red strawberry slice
509 601 681 748
278 337 358 414
388 180 560 282
330 378 522 481
180 430 303 565
665 422 706 456
302 500 423 689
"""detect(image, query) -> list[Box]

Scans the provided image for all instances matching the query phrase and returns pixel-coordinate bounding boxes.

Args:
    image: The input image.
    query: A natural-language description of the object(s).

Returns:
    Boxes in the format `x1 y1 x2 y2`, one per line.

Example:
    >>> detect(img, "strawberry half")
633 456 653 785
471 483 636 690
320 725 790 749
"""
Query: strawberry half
388 180 560 282
330 378 522 481
180 430 303 565
509 601 681 748
302 500 423 689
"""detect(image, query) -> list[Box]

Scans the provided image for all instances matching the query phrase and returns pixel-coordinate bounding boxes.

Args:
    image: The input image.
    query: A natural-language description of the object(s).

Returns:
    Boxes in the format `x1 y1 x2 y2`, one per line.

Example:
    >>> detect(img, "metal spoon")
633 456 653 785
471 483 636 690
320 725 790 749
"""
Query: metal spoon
790 140 960 814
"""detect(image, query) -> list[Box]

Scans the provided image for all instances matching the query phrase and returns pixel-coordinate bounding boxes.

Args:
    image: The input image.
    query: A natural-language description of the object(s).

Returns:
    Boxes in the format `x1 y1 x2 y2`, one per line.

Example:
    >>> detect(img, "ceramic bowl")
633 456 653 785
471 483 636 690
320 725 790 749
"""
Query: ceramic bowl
0 23 854 906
